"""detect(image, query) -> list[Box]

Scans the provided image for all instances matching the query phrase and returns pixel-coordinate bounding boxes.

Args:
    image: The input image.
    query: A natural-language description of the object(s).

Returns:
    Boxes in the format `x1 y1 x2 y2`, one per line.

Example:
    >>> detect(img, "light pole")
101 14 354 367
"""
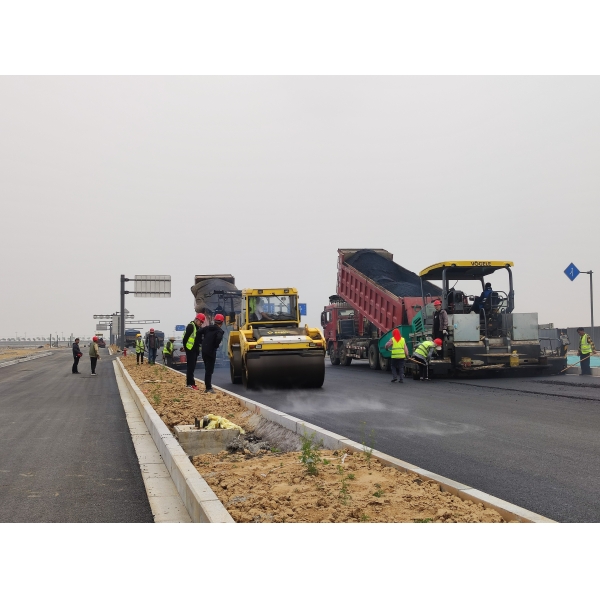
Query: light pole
583 270 594 342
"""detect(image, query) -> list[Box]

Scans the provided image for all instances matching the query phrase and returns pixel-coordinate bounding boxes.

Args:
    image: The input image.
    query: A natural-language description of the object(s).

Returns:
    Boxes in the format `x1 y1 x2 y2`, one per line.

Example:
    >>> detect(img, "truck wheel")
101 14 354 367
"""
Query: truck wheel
378 353 390 371
329 343 340 366
340 345 352 366
230 347 242 384
368 344 381 370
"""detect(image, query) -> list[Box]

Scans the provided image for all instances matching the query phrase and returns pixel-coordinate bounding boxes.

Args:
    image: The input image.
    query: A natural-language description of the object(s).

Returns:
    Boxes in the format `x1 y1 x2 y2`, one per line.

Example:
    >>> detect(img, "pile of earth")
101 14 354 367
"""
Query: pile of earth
346 249 442 298
193 448 507 523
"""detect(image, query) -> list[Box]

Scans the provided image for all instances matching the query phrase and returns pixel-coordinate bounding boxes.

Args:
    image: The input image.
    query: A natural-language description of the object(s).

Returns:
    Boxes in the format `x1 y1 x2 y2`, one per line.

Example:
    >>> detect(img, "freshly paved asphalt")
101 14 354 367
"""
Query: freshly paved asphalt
0 349 153 522
207 361 600 522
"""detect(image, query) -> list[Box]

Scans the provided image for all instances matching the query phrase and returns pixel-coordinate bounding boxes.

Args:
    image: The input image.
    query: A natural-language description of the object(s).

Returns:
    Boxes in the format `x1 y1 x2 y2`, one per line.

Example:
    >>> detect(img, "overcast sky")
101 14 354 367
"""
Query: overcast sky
1 76 598 338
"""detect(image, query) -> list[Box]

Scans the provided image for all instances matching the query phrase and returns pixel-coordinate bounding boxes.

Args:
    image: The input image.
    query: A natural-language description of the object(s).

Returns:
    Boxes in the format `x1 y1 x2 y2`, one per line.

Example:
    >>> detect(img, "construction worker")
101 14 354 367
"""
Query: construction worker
384 327 409 383
89 336 100 375
72 337 82 374
146 328 160 365
135 333 145 364
412 338 442 381
471 282 493 315
200 314 225 394
577 327 596 376
182 313 206 389
432 300 448 357
163 336 175 367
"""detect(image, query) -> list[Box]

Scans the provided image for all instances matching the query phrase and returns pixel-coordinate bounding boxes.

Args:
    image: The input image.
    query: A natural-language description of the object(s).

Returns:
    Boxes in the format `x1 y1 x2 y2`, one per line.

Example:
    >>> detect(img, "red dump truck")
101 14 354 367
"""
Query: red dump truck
321 249 441 371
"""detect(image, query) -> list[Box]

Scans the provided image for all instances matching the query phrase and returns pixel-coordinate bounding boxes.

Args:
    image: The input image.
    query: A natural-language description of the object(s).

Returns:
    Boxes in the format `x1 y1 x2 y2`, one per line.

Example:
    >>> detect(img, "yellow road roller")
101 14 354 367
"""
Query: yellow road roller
228 288 326 388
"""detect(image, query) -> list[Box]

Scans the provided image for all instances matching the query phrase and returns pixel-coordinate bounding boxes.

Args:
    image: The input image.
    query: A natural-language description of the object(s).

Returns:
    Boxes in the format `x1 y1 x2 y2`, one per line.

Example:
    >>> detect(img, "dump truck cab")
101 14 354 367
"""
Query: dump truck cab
416 261 567 375
228 288 326 388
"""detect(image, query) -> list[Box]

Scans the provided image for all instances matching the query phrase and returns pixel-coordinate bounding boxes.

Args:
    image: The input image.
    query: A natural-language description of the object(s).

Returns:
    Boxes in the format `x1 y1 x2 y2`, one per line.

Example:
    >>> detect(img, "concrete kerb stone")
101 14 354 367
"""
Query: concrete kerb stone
116 359 234 523
0 351 52 369
157 363 556 523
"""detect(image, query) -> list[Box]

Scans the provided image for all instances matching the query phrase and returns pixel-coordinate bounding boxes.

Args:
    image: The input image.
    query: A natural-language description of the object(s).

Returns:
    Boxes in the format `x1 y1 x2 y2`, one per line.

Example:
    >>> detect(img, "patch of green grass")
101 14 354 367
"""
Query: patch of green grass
413 518 433 523
347 473 355 480
360 513 370 522
337 465 352 505
322 459 330 465
373 483 384 498
299 431 323 476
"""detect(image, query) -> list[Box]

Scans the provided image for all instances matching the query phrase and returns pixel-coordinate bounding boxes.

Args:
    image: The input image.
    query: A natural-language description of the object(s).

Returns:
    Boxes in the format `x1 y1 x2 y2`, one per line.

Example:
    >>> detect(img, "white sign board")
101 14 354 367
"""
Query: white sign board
134 275 171 298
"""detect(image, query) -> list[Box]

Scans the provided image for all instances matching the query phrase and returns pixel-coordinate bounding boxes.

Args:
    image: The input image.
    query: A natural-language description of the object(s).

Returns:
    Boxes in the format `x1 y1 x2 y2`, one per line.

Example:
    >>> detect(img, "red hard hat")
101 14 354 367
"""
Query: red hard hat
434 338 443 347
195 313 206 322
93 336 98 341
150 328 155 332
214 314 224 323
433 300 442 306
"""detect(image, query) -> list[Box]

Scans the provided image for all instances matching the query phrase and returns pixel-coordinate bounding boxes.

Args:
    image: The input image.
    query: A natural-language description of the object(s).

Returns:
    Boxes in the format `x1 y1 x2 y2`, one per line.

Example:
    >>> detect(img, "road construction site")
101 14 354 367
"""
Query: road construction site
0 335 598 523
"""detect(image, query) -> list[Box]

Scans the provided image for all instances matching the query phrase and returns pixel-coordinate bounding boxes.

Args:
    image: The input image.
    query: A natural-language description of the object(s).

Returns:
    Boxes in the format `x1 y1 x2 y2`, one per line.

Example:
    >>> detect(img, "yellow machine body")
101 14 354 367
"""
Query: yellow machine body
228 288 326 388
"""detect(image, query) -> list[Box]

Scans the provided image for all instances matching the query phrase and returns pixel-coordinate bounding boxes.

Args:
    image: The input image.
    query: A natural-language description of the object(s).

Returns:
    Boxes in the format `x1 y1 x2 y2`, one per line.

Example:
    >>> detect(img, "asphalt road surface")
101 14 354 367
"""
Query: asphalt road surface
0 349 153 522
206 360 600 523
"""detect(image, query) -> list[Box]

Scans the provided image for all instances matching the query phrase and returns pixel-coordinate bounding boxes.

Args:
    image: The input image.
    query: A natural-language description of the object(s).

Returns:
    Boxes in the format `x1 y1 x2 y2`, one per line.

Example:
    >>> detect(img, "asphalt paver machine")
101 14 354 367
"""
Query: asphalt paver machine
415 261 568 376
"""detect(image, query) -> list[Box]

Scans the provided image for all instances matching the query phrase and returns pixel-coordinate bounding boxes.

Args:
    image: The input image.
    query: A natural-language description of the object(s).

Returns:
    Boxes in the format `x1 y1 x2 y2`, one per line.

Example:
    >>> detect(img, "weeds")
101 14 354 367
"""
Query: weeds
270 446 281 454
152 392 161 405
347 473 355 480
373 483 384 498
323 459 330 465
360 513 370 522
300 431 323 476
360 421 376 466
337 465 352 505
413 518 433 523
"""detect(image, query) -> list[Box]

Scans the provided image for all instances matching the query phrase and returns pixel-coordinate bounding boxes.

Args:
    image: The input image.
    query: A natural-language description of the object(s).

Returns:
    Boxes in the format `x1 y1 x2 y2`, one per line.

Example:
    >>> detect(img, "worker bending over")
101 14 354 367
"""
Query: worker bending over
577 327 596 376
135 333 145 364
200 314 225 394
412 338 442 381
384 327 409 383
182 313 206 390
163 336 175 367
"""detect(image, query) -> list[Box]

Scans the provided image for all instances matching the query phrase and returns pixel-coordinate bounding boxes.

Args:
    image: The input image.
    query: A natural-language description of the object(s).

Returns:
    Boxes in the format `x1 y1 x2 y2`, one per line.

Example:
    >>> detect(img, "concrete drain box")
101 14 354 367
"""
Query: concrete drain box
174 425 240 456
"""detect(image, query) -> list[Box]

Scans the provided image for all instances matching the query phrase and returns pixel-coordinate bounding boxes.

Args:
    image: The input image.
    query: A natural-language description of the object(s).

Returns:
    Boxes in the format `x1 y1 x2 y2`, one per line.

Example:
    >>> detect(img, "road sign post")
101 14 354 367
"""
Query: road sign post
119 275 171 349
564 263 594 341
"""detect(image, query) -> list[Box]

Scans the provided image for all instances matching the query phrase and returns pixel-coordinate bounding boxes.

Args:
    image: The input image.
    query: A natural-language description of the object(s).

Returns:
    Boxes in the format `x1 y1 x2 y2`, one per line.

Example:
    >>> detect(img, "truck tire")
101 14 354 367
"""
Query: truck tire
368 344 381 370
230 346 242 383
340 345 352 366
378 353 390 371
329 342 340 366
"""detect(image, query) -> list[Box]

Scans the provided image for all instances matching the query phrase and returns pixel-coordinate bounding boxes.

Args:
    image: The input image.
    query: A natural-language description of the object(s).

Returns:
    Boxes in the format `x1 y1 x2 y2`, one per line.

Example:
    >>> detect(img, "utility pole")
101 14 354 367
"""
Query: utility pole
584 270 594 342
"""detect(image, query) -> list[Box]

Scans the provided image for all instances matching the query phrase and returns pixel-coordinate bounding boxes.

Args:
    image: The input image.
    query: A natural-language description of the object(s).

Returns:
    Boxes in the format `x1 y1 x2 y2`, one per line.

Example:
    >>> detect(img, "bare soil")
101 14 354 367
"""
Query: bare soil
0 346 49 362
122 357 508 523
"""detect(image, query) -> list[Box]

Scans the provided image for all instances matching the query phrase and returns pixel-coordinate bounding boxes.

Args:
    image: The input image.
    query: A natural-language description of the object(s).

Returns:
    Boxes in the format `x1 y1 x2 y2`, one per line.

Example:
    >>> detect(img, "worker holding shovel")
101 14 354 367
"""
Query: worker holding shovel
577 327 596 376
412 338 442 381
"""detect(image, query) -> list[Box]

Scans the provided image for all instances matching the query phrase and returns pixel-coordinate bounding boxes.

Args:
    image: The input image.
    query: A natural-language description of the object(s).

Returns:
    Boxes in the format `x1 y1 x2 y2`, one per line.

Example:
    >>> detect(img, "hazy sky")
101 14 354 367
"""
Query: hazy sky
1 76 598 338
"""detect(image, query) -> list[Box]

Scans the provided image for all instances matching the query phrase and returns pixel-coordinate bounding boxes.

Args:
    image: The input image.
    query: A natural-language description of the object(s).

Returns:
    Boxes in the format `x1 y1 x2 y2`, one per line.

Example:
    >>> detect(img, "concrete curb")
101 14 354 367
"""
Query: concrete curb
0 351 52 369
115 359 234 523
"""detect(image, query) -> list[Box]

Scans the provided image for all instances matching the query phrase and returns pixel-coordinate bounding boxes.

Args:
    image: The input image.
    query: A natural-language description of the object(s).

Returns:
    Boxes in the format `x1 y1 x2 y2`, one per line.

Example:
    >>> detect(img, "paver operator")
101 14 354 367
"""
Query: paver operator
182 313 206 390
135 333 145 364
577 327 596 376
199 313 225 394
412 338 442 381
89 336 100 376
384 327 409 383
163 336 175 367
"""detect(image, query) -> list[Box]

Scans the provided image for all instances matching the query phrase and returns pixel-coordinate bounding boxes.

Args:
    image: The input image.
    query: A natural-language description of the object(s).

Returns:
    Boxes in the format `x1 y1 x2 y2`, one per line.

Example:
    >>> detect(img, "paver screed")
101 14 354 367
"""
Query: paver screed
0 349 153 522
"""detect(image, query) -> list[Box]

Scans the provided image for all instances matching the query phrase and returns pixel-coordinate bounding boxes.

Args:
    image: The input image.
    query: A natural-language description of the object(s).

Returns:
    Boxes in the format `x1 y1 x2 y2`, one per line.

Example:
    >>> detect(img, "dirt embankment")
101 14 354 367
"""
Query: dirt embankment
121 356 508 523
0 346 50 362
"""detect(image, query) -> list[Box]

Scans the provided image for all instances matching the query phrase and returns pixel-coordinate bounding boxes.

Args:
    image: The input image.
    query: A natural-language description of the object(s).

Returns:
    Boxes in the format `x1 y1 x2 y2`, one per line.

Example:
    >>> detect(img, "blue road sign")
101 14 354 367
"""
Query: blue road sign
299 303 307 316
175 324 185 331
564 263 581 282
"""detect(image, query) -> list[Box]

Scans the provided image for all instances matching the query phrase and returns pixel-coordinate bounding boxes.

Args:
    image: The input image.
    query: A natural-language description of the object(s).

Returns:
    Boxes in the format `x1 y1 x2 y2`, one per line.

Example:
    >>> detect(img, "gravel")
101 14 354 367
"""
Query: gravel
345 250 442 297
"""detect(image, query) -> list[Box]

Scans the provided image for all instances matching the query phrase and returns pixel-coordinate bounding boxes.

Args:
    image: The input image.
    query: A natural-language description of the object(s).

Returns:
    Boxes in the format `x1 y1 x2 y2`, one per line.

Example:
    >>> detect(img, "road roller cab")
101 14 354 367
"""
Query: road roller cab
228 288 326 389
